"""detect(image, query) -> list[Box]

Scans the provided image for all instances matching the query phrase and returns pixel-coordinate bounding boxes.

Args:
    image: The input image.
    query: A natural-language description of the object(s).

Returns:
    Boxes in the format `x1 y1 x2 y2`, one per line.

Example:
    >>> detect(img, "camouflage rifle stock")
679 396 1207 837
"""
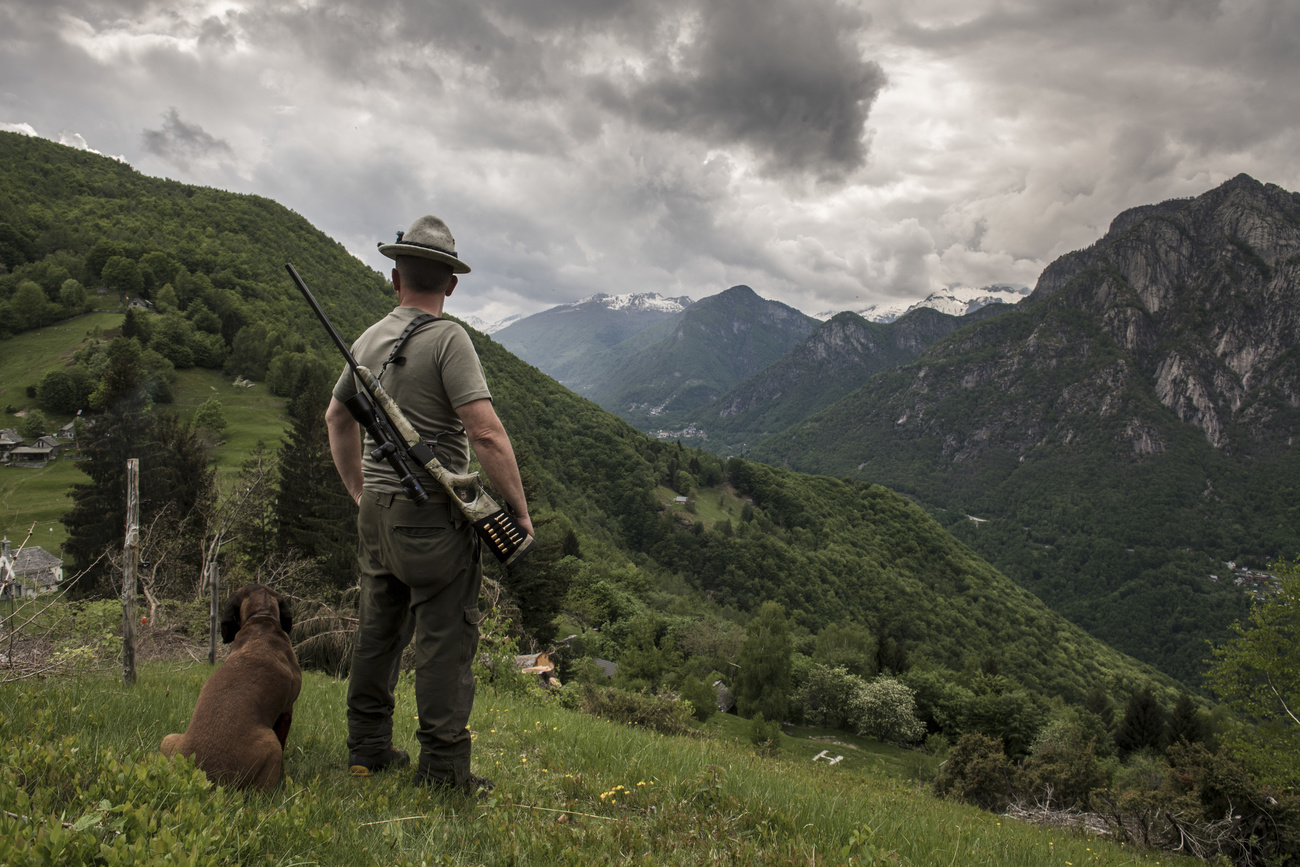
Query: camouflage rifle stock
287 264 535 566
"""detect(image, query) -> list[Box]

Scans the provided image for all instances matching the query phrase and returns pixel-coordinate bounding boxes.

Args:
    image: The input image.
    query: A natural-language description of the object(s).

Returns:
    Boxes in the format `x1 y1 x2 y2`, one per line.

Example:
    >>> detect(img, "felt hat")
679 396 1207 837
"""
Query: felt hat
377 215 471 273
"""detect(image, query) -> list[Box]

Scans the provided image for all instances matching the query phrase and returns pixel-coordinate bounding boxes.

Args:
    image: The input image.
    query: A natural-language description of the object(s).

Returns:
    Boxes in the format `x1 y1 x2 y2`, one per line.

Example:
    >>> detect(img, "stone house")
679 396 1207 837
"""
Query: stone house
0 538 63 598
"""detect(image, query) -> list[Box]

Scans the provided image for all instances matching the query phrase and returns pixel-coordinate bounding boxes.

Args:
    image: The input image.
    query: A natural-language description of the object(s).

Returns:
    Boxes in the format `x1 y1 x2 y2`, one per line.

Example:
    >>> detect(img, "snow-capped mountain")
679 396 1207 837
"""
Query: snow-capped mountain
461 313 525 334
572 292 694 314
817 284 1031 323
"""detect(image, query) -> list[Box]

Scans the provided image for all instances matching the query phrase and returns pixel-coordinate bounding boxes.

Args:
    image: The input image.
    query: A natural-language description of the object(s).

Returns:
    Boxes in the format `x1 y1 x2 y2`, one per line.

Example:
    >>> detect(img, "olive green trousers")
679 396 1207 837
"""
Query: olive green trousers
346 491 482 786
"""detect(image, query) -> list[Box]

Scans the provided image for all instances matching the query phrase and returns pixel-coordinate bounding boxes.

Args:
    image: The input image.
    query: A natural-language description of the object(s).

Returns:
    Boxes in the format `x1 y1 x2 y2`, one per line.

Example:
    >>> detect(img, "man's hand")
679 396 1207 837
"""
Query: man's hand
455 398 533 538
325 396 364 506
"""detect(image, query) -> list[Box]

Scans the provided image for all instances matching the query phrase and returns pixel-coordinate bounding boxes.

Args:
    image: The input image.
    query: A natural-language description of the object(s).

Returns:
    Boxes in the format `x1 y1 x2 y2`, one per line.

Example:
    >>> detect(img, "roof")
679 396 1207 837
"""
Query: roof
7 445 53 459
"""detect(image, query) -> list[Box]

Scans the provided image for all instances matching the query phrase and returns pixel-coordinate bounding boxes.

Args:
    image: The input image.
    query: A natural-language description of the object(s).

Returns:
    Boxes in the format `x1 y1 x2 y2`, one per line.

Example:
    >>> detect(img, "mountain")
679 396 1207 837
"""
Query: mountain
682 303 1014 452
462 312 525 334
494 291 693 382
820 284 1031 323
752 173 1300 683
581 285 821 428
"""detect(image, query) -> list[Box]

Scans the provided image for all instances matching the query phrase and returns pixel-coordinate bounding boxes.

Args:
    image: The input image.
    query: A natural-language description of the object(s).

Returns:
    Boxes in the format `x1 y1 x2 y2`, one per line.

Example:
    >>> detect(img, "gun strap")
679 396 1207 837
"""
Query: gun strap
376 312 467 448
379 313 441 378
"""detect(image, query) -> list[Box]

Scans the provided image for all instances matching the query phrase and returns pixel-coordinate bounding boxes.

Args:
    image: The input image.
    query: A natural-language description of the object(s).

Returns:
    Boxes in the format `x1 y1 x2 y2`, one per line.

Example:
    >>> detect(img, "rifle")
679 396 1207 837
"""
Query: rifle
286 263 536 566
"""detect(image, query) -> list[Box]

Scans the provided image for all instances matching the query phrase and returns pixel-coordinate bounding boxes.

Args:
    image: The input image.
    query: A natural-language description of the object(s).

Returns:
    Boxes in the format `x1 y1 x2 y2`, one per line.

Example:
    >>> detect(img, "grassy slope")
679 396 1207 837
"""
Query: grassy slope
0 663 1195 866
0 314 289 551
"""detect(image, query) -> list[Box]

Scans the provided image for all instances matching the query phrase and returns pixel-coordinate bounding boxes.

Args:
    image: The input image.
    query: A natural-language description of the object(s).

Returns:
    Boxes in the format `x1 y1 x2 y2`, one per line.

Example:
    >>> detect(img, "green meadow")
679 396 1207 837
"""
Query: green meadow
1 312 291 552
0 656 1194 866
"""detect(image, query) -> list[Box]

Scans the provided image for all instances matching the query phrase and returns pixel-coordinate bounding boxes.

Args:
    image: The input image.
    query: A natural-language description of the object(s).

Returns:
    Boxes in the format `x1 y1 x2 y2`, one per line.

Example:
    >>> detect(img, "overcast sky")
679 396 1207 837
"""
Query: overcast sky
3 0 1298 324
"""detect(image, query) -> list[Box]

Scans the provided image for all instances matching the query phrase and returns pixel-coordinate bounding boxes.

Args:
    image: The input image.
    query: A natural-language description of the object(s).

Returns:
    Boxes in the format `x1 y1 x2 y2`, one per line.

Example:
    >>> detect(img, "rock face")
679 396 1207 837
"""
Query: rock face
1030 174 1300 451
815 174 1300 463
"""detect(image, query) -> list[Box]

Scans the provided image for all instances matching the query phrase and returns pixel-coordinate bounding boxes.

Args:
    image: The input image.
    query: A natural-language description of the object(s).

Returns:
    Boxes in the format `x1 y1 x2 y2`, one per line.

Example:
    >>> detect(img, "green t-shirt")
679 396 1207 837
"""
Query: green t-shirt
332 306 492 496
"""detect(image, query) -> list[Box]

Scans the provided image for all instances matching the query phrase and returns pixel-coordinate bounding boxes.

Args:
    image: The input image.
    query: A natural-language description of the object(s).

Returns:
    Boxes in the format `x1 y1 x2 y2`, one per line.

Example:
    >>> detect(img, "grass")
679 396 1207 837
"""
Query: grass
655 484 750 531
0 657 1197 866
0 315 291 553
0 313 125 555
167 366 291 477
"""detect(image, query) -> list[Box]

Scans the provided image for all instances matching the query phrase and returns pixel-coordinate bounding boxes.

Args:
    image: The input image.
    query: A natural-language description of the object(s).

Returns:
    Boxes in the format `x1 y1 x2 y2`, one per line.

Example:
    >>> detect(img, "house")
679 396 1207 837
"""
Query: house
5 438 58 466
127 297 155 311
0 538 63 598
0 429 22 461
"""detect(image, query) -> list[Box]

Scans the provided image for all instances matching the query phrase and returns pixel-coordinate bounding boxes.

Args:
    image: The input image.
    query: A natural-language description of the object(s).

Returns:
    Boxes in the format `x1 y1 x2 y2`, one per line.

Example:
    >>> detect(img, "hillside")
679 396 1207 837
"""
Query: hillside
752 174 1300 684
0 662 1202 867
0 130 392 360
470 326 1179 703
684 304 1013 453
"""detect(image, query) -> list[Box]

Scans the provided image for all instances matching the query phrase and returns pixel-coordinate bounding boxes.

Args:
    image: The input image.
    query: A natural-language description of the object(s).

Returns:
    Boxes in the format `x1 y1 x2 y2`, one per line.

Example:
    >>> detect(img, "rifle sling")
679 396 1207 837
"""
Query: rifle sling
374 312 466 452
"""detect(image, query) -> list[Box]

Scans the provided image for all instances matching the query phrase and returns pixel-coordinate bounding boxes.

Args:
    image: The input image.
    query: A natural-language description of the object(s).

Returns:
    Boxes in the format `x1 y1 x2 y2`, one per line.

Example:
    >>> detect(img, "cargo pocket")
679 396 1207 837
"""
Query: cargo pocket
459 606 482 692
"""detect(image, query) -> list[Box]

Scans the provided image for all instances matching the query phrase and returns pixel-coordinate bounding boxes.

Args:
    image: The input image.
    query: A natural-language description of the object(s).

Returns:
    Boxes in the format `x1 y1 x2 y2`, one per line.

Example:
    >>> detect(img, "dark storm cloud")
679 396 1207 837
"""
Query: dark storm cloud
596 0 885 179
141 108 233 167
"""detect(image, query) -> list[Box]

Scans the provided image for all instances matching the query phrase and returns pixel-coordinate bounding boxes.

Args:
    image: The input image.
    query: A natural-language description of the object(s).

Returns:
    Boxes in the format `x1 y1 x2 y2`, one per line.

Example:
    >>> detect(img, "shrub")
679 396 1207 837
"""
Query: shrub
1016 719 1108 809
749 712 782 756
851 676 926 746
792 663 863 729
934 733 1017 812
573 683 698 736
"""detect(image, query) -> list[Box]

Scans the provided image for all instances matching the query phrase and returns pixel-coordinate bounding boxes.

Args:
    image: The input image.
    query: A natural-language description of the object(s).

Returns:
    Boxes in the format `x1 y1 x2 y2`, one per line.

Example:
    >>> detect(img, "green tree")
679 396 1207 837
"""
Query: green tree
84 239 124 279
274 365 357 587
1164 692 1210 749
18 410 49 439
813 620 877 678
792 663 862 729
192 397 228 437
101 255 143 297
59 278 88 311
121 307 153 344
614 613 680 692
851 676 926 745
735 601 793 721
1115 685 1167 757
9 280 52 328
36 367 93 414
1205 559 1300 787
65 385 213 595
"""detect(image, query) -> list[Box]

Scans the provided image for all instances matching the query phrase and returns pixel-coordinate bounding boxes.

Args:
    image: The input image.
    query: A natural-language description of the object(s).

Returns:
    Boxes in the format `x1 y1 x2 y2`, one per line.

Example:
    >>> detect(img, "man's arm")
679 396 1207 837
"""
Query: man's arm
456 398 534 537
326 396 364 505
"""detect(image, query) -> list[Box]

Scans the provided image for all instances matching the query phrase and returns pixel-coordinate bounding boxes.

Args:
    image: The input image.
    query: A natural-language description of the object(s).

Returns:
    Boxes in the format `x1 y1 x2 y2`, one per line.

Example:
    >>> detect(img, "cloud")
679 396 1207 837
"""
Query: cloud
141 107 234 168
592 0 885 180
3 0 1299 326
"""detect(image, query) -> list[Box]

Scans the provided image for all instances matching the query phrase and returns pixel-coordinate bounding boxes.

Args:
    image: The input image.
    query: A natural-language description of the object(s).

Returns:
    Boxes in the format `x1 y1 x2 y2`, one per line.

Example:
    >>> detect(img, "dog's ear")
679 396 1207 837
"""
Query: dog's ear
277 595 293 636
219 588 245 643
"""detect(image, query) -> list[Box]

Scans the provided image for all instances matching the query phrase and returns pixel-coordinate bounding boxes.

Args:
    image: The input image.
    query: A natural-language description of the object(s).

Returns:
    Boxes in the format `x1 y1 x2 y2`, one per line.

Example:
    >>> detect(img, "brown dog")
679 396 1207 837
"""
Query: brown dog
161 584 302 792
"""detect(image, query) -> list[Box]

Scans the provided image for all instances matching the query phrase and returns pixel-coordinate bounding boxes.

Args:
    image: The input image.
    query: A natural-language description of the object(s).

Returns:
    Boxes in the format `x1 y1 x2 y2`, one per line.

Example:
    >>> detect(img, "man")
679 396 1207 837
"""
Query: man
325 214 533 793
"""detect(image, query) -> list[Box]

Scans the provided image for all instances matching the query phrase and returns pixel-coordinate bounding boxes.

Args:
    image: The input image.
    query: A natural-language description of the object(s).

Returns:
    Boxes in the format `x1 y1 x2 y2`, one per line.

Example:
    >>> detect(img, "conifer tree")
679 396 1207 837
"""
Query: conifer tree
274 363 356 588
1164 691 1209 749
1115 685 1166 756
65 352 213 596
735 601 793 721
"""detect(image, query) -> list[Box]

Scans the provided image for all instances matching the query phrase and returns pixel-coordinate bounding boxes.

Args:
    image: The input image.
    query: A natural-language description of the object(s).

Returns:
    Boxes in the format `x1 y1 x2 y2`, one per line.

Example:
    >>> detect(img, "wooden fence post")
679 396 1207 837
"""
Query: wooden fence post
122 458 139 686
208 560 219 665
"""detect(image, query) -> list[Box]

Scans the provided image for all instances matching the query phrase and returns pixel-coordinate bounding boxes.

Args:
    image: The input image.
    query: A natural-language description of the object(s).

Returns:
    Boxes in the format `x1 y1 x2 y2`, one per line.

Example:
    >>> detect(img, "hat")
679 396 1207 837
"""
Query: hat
377 215 471 273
